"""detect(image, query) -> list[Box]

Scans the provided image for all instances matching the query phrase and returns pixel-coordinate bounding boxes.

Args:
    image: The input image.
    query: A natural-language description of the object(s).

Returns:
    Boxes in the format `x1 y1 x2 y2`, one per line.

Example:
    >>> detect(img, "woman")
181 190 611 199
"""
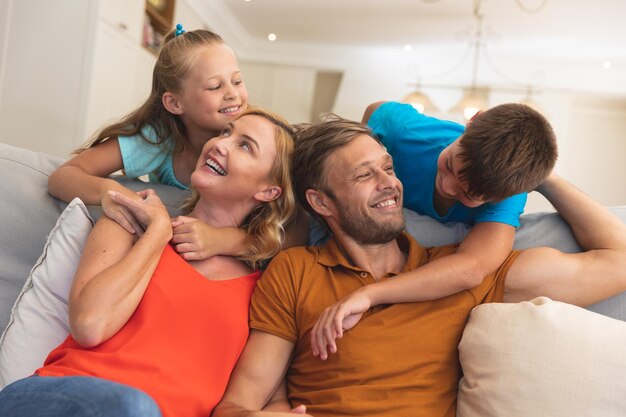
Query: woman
0 108 296 417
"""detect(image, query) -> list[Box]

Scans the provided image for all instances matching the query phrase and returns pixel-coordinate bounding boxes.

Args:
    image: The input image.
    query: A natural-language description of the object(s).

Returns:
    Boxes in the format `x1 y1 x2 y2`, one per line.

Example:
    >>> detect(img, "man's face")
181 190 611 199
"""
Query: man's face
322 134 405 245
435 138 487 208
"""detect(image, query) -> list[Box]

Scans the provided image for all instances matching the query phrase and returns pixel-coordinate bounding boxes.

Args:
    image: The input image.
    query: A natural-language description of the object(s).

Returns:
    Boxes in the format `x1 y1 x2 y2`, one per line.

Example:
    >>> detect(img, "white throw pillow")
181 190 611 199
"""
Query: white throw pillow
0 198 93 389
457 296 626 417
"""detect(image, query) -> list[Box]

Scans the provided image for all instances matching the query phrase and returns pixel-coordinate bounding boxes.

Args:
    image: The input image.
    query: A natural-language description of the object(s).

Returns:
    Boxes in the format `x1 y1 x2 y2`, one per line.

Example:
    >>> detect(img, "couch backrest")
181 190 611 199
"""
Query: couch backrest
0 142 188 331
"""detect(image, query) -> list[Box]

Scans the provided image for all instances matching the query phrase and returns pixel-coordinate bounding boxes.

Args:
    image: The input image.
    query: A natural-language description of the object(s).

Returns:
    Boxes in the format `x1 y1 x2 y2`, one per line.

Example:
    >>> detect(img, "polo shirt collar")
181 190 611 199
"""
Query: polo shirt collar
317 232 428 274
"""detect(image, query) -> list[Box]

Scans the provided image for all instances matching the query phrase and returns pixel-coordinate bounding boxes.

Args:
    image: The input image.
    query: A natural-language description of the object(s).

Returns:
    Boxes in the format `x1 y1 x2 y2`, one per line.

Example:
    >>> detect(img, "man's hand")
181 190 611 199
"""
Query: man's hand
289 405 309 414
310 288 372 360
246 408 312 417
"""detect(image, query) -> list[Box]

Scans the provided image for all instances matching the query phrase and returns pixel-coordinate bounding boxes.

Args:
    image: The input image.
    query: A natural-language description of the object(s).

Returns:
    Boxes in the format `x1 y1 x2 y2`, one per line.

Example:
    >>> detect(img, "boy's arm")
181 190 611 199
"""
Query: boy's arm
504 174 626 305
48 138 145 234
361 101 387 124
311 222 514 359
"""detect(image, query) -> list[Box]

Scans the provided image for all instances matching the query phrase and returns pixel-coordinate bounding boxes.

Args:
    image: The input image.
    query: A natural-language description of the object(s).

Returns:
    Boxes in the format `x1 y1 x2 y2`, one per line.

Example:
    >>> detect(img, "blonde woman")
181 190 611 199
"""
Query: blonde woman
0 108 296 417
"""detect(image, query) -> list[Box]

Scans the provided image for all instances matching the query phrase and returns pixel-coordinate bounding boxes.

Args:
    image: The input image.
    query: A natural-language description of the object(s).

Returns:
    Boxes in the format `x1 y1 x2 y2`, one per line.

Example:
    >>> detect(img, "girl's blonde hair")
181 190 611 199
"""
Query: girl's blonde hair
182 107 296 268
81 29 225 153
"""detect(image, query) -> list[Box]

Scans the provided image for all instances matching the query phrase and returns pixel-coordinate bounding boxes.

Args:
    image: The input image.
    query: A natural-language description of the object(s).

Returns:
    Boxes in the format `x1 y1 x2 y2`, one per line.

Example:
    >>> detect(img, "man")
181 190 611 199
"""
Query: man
213 117 626 417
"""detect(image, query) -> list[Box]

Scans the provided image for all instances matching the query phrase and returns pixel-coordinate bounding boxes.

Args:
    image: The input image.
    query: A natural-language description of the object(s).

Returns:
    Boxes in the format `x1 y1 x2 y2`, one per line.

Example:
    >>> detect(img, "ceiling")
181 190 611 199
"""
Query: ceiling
202 0 626 98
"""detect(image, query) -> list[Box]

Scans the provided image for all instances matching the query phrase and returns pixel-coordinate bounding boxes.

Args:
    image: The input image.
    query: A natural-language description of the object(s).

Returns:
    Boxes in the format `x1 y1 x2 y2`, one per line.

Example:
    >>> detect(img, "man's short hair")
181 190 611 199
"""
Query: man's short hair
458 103 558 201
292 115 380 219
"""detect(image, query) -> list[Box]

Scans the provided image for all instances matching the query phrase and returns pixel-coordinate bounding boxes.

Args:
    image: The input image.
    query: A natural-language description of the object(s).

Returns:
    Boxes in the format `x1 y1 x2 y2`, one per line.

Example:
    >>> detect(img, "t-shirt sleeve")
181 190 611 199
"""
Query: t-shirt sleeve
249 251 299 344
474 193 527 227
118 125 168 178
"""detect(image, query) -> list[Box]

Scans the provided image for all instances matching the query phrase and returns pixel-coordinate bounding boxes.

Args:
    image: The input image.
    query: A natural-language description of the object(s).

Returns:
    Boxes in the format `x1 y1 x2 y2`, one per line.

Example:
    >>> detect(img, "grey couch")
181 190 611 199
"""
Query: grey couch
1 140 625 335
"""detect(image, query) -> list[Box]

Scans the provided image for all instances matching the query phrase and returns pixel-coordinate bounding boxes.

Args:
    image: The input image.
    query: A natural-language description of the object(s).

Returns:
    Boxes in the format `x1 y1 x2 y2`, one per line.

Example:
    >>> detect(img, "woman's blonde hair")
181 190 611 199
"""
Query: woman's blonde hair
181 107 296 268
80 29 225 153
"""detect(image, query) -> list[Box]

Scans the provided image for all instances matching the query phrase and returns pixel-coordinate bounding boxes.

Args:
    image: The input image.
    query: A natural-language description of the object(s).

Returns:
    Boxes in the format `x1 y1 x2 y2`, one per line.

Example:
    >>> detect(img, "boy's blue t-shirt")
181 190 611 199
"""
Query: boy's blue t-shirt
367 102 526 227
117 125 189 191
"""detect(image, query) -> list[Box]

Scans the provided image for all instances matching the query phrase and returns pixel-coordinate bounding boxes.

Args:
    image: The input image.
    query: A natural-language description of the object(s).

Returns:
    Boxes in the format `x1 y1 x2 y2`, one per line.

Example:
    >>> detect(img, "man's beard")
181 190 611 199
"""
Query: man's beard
335 200 405 245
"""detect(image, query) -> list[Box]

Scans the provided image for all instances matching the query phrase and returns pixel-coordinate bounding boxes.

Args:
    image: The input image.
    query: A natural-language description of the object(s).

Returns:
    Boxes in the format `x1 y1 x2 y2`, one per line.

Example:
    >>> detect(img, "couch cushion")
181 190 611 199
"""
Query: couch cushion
0 143 66 335
0 199 92 388
457 296 626 417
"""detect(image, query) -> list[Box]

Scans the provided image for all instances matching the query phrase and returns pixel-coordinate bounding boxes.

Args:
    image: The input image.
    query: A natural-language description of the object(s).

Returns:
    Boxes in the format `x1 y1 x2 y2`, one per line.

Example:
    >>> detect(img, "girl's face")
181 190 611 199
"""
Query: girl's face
175 43 249 136
191 114 281 205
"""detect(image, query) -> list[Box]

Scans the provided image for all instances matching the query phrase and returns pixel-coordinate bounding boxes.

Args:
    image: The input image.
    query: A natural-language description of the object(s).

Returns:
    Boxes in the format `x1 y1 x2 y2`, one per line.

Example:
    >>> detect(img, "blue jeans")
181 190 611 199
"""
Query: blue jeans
0 376 162 417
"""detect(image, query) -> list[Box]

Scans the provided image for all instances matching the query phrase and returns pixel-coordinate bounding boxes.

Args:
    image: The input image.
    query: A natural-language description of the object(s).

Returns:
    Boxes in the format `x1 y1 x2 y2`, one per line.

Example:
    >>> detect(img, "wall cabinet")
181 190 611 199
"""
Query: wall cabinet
0 0 154 158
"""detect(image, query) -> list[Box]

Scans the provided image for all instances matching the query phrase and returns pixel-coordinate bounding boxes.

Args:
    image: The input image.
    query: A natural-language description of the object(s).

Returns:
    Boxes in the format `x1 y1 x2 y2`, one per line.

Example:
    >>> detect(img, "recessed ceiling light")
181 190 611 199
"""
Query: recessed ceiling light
403 44 413 52
244 0 252 2
602 61 612 70
268 33 277 42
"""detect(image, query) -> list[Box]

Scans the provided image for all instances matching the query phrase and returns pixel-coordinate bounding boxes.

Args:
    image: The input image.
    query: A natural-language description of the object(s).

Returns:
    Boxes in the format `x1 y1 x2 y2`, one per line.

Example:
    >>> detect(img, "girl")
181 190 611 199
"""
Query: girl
48 27 252 258
0 108 299 417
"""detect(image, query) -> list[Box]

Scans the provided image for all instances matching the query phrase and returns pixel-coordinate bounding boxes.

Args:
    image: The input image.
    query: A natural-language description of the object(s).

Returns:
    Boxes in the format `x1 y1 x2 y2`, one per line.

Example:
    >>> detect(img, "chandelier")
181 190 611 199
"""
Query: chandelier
403 0 547 119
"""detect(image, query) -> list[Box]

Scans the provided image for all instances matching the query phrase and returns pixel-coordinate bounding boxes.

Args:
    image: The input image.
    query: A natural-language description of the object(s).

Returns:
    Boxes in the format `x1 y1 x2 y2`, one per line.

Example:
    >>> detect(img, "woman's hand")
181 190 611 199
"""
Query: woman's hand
101 189 144 235
108 189 171 239
310 288 373 360
171 216 248 260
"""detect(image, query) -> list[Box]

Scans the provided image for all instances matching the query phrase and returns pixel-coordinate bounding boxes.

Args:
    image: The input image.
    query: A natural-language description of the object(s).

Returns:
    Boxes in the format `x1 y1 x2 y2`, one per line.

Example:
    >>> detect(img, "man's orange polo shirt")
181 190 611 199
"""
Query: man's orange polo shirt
250 232 521 417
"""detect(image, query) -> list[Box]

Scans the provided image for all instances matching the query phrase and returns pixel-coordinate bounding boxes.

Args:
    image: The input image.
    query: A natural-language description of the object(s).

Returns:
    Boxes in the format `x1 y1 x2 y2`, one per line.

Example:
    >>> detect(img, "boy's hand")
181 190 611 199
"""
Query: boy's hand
310 288 372 360
101 189 144 235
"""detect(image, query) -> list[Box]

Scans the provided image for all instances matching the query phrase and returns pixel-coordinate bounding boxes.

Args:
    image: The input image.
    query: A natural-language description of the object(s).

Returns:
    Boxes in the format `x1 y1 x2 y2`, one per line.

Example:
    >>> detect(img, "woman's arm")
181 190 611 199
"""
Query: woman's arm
48 138 144 234
68 189 172 348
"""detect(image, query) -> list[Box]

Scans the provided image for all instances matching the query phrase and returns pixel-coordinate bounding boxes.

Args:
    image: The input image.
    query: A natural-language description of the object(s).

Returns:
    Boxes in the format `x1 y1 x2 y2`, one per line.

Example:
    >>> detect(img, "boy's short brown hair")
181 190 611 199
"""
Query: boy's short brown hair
457 103 558 201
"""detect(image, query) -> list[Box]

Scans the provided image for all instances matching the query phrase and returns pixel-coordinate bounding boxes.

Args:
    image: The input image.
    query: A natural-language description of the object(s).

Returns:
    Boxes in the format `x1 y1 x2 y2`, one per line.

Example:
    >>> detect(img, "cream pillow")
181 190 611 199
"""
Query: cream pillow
0 199 93 389
457 297 626 417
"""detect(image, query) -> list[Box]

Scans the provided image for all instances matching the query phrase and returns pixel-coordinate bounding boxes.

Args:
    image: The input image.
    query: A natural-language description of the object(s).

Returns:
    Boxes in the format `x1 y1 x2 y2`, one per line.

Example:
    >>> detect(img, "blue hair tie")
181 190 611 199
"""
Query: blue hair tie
175 23 186 37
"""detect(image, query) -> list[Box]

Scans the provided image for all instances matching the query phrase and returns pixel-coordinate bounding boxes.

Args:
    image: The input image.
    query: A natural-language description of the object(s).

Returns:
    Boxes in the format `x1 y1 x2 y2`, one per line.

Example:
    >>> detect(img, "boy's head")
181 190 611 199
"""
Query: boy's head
436 103 557 207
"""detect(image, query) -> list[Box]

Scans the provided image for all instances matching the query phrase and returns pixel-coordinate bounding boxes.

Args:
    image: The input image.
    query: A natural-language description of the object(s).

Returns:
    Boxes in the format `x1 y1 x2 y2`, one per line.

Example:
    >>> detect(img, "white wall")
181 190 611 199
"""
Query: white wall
239 61 316 124
238 55 626 212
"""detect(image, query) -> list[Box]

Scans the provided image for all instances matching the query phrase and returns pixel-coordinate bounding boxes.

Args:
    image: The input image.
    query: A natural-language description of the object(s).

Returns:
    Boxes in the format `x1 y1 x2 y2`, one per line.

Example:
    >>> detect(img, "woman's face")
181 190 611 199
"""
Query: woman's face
191 114 281 205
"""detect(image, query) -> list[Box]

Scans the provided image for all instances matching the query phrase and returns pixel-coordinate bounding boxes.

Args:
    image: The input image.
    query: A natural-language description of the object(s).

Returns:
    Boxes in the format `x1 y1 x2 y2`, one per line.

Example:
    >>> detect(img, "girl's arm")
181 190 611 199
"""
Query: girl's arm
48 138 145 234
171 206 310 261
68 189 172 348
310 222 515 359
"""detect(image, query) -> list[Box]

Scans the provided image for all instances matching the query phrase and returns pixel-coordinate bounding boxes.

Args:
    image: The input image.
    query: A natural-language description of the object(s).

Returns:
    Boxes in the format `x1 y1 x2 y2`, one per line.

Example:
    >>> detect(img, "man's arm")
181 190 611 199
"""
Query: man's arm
311 222 514 359
213 330 311 417
504 174 626 305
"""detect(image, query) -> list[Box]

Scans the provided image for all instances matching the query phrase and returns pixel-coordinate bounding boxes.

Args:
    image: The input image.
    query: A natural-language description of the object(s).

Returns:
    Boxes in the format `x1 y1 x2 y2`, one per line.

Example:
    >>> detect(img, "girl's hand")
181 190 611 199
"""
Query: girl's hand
171 216 248 260
101 190 144 235
310 288 373 360
107 189 171 238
